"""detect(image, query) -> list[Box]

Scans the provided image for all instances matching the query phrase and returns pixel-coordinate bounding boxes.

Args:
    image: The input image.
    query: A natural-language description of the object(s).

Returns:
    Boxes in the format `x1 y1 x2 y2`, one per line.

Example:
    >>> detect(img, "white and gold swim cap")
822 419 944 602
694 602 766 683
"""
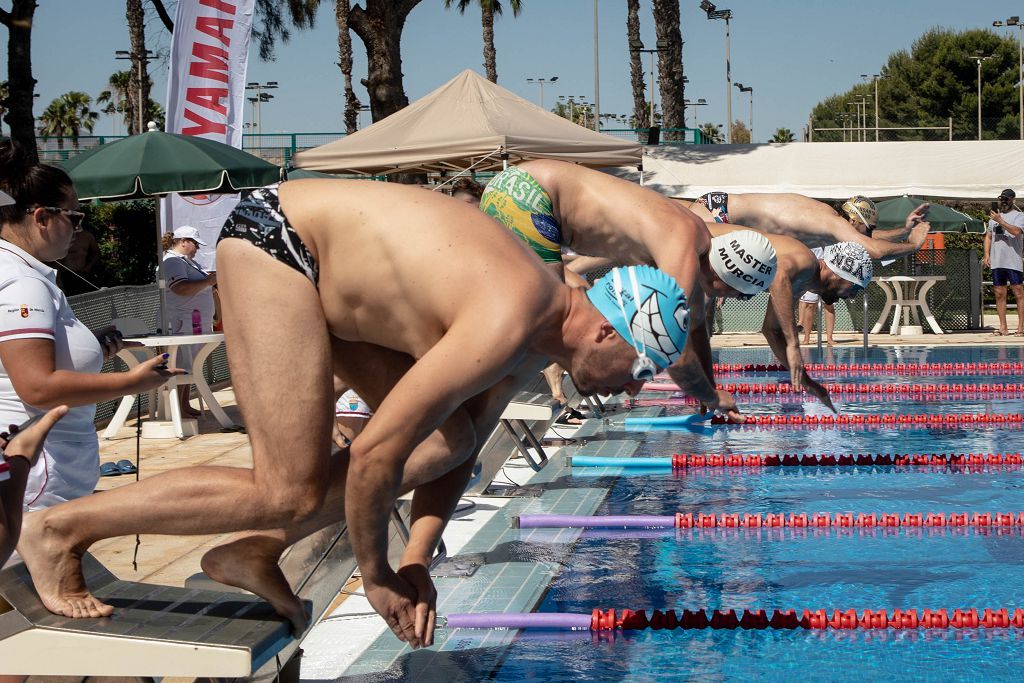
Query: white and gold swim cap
842 195 878 228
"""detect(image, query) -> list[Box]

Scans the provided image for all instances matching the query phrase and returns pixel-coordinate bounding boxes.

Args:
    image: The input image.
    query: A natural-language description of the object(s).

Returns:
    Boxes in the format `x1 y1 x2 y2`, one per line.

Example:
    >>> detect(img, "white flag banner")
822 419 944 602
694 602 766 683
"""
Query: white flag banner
161 0 256 270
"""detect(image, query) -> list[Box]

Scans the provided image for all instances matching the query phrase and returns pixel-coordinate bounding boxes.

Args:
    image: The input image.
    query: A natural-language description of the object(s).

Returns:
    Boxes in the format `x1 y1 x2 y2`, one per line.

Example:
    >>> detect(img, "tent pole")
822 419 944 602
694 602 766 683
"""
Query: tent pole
638 161 644 186
156 197 169 333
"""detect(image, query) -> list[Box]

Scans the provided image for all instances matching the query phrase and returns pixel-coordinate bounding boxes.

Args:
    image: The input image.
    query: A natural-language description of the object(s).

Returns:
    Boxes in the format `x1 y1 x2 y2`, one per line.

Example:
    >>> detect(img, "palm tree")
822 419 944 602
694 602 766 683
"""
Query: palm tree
0 80 8 136
38 92 99 149
444 0 523 83
336 0 361 134
98 70 132 135
771 127 796 143
350 1 424 124
698 122 723 144
652 0 685 140
626 0 647 129
0 0 40 161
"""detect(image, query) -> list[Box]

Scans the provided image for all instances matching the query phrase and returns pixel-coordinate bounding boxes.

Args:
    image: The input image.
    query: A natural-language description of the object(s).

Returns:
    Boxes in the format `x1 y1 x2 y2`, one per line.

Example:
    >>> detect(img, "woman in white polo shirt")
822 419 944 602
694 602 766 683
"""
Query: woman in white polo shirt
160 226 217 417
0 140 180 510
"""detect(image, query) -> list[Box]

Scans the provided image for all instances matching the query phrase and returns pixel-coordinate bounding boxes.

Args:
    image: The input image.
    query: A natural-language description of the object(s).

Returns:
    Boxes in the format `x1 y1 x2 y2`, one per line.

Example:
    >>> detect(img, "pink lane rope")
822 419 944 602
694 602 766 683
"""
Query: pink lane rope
710 361 1024 375
707 413 1022 426
444 606 1024 631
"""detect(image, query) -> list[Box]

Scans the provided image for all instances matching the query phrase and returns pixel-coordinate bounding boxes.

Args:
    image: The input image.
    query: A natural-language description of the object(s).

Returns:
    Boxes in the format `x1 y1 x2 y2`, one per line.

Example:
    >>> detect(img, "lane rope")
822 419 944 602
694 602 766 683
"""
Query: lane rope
568 452 1024 468
516 511 1024 529
443 607 1024 631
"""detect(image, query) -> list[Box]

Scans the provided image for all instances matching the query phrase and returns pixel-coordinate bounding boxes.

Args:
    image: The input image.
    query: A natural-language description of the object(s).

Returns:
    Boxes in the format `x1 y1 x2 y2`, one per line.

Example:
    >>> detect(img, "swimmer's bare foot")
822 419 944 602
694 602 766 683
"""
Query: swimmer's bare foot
201 536 307 635
18 512 113 619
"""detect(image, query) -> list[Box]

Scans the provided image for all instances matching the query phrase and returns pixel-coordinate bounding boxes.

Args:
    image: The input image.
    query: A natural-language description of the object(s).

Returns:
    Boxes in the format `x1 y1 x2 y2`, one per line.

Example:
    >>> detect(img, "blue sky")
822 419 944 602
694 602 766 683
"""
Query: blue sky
12 1 1024 141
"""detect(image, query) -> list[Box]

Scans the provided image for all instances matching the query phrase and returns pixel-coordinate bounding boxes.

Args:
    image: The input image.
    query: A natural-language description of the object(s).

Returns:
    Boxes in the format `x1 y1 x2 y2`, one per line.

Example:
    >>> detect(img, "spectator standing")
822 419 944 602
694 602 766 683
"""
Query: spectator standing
161 226 217 417
56 228 101 296
0 140 179 511
983 189 1024 336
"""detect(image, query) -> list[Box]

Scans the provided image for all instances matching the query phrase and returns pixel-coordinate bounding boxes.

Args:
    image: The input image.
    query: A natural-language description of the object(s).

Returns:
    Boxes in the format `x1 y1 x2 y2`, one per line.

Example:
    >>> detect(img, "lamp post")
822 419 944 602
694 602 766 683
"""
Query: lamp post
114 48 154 134
734 83 753 141
701 1 733 143
994 17 1024 140
861 73 880 141
683 98 708 127
526 76 558 109
973 52 992 140
245 81 278 137
629 38 670 128
559 95 586 126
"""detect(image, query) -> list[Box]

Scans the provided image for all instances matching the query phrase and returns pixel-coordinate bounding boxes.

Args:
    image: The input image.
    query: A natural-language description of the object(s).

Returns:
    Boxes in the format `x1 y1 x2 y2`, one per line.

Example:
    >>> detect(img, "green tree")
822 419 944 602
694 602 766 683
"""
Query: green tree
444 0 523 84
730 119 751 143
810 28 1017 141
39 92 99 149
97 70 132 134
771 127 796 142
699 122 723 144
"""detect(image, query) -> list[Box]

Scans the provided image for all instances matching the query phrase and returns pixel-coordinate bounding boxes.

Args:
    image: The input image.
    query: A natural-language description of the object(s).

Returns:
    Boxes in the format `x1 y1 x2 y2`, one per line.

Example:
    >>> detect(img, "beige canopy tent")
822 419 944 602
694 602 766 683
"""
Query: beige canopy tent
295 70 642 175
618 140 1024 199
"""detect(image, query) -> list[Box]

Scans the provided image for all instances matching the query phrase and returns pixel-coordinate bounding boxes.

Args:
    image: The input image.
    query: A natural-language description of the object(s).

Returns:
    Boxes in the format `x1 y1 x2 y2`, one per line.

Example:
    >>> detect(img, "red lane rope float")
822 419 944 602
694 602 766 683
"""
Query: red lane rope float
444 607 1024 631
718 382 1024 397
515 510 1024 529
707 413 1023 426
710 361 1024 375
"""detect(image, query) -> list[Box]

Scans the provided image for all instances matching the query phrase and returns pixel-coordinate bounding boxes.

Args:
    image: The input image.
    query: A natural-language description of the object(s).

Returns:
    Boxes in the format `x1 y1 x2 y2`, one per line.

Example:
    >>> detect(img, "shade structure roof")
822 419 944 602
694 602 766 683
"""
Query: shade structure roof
295 70 642 175
616 140 1024 200
876 195 984 233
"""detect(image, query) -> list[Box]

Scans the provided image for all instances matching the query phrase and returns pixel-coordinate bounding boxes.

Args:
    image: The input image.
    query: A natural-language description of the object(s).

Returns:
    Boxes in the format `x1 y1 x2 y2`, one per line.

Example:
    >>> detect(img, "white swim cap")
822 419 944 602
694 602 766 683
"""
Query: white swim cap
708 230 778 296
822 242 873 289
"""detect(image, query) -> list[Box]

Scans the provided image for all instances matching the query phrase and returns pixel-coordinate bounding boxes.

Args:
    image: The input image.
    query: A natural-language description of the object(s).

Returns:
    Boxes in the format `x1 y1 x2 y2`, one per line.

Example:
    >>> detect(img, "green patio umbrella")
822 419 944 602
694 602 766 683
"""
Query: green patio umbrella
58 129 281 200
875 196 983 233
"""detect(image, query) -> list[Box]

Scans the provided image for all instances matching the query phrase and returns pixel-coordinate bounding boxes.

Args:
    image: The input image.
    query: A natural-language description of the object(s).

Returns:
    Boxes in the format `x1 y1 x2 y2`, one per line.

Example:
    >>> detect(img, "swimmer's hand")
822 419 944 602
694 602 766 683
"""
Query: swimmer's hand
702 389 746 424
364 565 437 649
1 406 69 467
332 420 351 450
802 375 837 414
786 349 805 392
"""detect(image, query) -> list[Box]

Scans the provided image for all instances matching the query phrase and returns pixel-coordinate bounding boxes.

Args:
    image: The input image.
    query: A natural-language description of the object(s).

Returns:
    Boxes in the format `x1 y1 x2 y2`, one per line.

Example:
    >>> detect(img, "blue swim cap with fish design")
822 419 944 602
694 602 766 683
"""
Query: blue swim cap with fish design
587 265 689 370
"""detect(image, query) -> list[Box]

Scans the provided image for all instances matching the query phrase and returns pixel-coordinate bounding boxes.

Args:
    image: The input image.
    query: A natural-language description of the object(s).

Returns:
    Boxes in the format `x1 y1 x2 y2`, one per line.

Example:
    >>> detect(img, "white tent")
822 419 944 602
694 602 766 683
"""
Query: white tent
295 70 642 175
619 140 1024 199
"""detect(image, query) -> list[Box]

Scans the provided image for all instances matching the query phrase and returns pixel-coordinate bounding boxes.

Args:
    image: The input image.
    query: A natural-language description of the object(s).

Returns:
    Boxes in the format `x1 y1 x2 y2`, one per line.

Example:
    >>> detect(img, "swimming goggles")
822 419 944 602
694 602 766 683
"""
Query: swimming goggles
612 266 659 382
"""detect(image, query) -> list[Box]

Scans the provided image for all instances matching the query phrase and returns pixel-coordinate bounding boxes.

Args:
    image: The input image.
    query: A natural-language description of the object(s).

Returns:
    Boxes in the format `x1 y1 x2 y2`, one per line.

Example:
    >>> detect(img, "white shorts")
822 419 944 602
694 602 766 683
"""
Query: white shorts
24 437 100 512
799 291 820 304
336 390 373 420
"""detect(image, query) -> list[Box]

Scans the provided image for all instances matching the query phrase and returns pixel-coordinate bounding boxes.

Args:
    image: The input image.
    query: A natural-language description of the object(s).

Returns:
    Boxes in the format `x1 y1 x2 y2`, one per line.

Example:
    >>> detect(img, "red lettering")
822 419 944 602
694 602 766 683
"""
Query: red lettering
186 87 229 116
181 108 226 136
195 16 234 46
189 43 229 83
199 0 237 14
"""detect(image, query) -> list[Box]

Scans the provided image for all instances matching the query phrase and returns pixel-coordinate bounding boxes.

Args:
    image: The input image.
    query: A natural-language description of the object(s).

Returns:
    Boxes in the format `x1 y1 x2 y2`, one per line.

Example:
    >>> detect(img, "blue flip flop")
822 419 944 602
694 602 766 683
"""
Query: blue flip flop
115 459 138 475
99 461 121 477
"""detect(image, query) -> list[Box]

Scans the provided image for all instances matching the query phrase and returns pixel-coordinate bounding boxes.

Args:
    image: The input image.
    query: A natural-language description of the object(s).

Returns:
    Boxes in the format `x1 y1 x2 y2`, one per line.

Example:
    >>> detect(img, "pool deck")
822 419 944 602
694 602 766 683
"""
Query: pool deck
40 324 1024 680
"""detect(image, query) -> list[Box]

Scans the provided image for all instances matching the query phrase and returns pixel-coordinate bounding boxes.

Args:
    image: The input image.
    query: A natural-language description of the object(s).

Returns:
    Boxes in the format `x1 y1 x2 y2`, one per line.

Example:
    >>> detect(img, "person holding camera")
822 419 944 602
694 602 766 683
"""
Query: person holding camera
983 189 1024 336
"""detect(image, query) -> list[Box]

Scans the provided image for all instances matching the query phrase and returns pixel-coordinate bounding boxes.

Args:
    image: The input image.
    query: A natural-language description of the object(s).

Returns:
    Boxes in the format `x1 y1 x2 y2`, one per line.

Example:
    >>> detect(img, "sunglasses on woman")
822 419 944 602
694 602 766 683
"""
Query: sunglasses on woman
26 206 86 230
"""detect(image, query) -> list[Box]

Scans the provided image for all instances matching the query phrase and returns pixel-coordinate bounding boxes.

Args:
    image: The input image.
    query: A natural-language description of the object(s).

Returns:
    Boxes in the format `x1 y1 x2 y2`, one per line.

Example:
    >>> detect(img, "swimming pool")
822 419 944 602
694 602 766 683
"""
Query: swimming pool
437 345 1024 682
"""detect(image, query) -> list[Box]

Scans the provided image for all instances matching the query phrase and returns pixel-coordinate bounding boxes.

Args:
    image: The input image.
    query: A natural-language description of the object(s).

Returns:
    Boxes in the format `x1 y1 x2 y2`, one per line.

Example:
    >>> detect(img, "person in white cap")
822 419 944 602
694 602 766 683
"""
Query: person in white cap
684 192 930 260
160 226 217 417
482 159 778 421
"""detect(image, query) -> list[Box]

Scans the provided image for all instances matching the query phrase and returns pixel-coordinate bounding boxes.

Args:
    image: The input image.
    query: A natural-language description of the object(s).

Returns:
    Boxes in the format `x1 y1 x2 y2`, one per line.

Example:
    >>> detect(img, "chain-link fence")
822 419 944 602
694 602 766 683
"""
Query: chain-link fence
584 248 981 334
67 284 230 425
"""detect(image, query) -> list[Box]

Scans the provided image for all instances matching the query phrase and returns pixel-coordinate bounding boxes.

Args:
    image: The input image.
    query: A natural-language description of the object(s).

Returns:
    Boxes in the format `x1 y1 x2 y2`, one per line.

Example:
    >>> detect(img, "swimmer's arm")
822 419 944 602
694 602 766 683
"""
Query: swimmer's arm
346 325 524 584
763 277 804 389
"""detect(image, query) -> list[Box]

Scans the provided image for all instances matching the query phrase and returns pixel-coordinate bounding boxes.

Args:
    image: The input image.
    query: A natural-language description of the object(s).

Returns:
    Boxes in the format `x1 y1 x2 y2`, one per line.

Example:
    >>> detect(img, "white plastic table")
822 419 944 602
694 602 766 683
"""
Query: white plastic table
102 333 239 439
870 275 947 335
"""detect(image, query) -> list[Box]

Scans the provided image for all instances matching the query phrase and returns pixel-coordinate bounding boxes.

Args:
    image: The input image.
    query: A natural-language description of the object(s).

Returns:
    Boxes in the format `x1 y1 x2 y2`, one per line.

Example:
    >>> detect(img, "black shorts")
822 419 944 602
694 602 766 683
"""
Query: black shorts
992 268 1024 286
219 184 319 285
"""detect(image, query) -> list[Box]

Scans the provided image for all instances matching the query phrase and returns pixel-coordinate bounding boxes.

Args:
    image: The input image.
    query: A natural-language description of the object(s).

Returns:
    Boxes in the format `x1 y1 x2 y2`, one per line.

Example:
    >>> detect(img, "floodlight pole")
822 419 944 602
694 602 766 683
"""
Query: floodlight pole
702 3 734 143
593 0 600 131
974 53 992 140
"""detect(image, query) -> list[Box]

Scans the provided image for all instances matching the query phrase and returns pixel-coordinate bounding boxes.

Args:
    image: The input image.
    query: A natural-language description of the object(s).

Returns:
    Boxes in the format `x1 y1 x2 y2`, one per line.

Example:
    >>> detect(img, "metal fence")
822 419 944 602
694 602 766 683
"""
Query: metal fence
67 284 231 424
586 248 981 335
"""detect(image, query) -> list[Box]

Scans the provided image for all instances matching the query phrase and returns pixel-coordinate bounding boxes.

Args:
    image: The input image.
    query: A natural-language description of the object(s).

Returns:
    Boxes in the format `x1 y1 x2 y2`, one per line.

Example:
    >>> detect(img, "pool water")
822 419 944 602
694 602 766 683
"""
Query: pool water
475 346 1024 682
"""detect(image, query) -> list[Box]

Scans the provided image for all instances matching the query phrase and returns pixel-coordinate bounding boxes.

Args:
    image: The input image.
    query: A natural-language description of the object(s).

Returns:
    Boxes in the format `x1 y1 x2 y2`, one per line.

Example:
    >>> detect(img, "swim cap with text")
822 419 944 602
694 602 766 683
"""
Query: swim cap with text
587 265 689 368
709 230 778 296
822 242 873 289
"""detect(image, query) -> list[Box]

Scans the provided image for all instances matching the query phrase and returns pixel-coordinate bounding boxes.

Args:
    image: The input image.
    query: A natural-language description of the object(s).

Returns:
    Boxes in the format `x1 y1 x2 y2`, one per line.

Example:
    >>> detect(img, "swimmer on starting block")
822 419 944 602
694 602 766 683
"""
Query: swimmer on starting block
20 180 689 650
686 192 930 260
480 159 778 422
708 224 874 408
